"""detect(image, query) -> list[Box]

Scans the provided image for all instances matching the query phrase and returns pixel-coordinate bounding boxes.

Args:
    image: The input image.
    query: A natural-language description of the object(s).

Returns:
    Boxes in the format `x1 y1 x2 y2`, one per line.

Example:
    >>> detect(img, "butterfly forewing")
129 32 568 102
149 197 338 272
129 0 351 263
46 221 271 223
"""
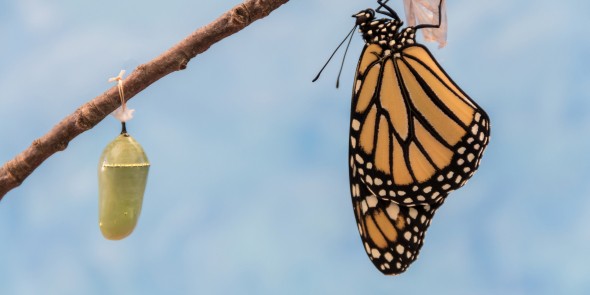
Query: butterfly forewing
350 44 489 208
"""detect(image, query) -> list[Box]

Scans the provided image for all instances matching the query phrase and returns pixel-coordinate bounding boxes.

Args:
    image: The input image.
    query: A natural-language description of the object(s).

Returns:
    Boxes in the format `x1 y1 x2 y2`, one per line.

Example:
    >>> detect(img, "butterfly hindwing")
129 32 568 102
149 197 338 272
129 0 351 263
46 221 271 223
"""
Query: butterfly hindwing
350 176 443 274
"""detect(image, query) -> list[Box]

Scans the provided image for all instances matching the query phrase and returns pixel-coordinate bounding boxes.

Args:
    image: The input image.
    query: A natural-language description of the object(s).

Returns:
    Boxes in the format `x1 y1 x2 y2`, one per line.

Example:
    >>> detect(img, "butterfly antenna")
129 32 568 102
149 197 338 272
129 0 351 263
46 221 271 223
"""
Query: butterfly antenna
312 24 357 83
335 24 356 88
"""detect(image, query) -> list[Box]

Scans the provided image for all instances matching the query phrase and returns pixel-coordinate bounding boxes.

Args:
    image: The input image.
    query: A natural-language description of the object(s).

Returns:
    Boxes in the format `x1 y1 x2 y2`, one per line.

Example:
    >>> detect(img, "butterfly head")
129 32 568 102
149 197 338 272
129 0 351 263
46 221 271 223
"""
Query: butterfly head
353 9 375 26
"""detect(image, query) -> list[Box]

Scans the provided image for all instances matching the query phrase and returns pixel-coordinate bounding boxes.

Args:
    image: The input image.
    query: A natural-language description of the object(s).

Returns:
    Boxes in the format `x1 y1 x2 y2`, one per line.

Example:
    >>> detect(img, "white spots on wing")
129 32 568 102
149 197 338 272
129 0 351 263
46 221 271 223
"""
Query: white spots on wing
386 203 400 220
430 192 440 199
355 79 362 93
471 124 479 135
467 153 475 162
374 178 383 186
355 154 364 164
408 208 418 219
474 112 481 122
357 223 364 235
371 248 381 259
423 186 432 193
352 119 361 131
457 147 466 154
351 136 357 148
361 200 368 214
354 154 365 165
404 231 412 241
351 184 359 197
366 195 378 208
384 252 394 262
396 245 405 255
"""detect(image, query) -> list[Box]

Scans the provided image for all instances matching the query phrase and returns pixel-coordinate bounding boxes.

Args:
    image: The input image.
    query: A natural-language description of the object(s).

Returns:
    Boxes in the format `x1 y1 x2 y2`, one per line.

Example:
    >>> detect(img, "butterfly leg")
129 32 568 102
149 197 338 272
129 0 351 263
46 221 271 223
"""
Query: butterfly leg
376 0 400 21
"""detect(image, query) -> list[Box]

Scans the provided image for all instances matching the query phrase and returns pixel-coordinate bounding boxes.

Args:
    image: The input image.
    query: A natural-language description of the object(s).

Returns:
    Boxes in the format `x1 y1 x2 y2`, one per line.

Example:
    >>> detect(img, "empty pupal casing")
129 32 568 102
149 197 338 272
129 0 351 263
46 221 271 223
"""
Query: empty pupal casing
98 133 150 240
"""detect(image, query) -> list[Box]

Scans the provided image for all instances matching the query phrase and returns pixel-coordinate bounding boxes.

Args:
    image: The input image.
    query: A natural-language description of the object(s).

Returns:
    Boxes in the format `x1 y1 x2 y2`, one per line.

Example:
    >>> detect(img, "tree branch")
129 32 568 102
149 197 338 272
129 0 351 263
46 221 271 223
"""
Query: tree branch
0 0 289 200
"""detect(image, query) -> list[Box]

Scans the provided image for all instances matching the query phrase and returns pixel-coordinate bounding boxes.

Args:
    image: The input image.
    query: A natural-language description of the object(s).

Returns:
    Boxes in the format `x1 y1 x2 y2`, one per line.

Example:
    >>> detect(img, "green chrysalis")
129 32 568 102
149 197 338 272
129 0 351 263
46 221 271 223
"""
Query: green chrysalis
98 128 149 240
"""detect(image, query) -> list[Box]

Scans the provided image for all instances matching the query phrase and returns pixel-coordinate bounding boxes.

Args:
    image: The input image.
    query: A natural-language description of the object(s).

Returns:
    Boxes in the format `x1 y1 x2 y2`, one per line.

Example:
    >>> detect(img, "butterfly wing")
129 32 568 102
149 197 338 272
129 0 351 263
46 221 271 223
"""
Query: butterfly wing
348 43 489 274
350 43 489 206
351 175 443 274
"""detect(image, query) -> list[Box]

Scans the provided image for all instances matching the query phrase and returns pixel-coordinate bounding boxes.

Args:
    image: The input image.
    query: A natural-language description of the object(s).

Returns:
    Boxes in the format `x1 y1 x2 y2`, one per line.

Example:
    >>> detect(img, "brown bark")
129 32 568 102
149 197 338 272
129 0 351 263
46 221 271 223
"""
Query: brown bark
0 0 290 200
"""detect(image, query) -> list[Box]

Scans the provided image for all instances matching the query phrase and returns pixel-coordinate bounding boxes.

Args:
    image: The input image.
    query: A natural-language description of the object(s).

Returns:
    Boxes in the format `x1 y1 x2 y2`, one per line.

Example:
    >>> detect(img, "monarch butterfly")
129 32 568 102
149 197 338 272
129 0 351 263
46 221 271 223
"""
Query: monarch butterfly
318 0 490 275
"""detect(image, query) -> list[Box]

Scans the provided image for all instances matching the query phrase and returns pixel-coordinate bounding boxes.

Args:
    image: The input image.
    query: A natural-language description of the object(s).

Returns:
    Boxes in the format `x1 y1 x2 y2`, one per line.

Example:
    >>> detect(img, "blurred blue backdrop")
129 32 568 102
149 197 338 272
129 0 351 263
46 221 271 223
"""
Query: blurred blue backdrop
1 0 590 294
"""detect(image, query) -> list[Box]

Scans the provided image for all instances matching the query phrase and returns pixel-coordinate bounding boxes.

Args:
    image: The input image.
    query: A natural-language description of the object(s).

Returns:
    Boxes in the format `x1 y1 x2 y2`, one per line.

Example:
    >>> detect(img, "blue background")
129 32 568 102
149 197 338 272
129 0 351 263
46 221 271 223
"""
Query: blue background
1 0 590 294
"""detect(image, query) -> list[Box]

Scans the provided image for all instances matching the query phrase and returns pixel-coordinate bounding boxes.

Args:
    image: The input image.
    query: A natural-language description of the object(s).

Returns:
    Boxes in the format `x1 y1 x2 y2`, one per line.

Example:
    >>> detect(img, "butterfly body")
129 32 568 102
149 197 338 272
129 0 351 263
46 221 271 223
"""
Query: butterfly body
348 4 490 275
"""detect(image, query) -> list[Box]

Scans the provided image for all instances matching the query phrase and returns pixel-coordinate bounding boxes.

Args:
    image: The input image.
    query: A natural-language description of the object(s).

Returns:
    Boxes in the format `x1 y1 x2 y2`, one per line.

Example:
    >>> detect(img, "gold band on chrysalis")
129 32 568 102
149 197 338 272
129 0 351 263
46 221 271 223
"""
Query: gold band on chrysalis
102 163 151 168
